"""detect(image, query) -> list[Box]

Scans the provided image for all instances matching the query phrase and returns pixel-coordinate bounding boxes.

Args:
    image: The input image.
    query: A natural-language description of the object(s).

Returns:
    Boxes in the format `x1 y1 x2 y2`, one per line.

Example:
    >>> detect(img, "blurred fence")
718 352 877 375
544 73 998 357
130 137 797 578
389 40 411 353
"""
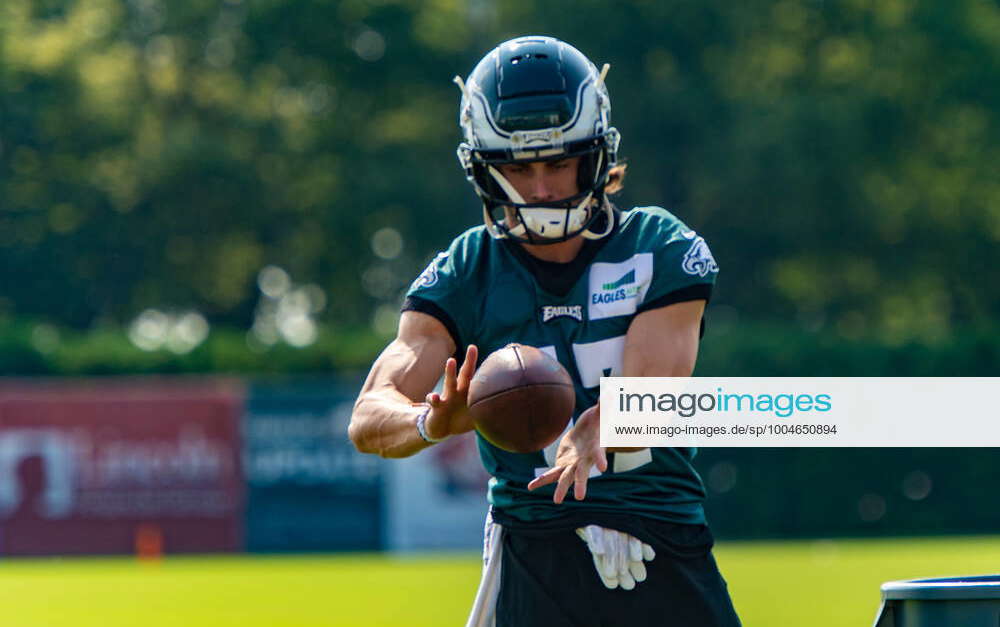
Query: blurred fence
0 379 244 556
0 376 488 556
0 376 998 557
243 380 382 552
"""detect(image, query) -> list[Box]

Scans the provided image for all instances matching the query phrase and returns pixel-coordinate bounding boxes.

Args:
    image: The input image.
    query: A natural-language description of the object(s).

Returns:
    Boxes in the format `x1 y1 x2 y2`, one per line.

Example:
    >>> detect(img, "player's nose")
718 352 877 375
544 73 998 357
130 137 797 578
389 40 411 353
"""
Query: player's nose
528 174 556 203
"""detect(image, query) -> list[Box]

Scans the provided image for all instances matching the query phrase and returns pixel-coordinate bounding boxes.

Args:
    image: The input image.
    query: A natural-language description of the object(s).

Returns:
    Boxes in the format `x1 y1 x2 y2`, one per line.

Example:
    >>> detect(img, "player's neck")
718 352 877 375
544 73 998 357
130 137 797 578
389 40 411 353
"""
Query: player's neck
519 235 585 263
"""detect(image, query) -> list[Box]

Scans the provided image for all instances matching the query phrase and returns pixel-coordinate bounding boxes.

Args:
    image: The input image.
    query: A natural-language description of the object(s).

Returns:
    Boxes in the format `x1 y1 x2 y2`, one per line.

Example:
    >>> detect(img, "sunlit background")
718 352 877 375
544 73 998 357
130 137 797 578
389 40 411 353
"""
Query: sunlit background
0 0 998 625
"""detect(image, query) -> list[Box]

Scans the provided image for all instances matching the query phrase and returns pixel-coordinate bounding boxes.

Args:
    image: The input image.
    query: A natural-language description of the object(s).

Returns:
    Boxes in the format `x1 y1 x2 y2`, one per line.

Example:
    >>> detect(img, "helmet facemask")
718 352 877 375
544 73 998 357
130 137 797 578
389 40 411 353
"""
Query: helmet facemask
458 130 619 245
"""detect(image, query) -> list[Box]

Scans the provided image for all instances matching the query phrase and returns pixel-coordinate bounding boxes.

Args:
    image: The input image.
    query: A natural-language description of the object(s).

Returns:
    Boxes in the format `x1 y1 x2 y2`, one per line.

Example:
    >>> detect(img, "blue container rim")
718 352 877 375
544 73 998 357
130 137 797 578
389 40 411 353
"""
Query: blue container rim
882 575 1000 600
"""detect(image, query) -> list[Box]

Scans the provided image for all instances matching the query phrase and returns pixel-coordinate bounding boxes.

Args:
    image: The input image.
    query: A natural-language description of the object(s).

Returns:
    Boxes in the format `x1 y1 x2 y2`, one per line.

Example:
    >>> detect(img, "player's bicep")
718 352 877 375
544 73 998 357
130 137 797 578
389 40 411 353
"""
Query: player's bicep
359 310 456 403
623 300 705 378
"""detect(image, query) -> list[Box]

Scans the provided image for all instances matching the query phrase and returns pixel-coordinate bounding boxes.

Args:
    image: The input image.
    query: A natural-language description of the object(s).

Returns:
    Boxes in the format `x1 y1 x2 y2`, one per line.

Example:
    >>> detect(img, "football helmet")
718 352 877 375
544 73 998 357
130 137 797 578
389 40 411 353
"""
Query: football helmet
455 36 620 244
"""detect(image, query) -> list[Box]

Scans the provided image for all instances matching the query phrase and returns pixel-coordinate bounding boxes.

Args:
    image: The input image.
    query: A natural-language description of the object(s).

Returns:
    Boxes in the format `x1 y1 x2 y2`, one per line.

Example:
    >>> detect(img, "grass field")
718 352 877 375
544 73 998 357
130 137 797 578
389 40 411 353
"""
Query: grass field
1 536 999 626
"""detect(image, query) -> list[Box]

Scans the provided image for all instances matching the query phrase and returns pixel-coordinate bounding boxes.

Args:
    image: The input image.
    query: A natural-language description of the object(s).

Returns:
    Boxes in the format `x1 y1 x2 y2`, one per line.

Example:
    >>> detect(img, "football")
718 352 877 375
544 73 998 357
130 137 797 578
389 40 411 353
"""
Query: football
467 344 575 453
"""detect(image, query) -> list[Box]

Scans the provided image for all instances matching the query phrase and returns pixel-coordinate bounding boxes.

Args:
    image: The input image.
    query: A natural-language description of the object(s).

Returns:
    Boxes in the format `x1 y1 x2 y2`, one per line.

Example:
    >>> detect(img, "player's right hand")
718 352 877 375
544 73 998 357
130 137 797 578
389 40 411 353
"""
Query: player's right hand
423 344 478 440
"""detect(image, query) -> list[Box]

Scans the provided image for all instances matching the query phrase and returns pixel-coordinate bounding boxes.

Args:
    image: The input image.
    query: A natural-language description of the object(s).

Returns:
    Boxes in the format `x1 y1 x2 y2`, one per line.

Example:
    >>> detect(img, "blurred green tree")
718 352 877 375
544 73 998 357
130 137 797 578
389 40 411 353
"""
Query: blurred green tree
0 0 997 354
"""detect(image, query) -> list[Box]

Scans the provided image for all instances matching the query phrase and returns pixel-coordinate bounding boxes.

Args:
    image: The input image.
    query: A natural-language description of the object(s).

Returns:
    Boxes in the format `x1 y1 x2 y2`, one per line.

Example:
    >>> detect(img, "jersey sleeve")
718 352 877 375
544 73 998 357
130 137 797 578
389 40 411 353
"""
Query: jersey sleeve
637 208 719 314
401 229 482 356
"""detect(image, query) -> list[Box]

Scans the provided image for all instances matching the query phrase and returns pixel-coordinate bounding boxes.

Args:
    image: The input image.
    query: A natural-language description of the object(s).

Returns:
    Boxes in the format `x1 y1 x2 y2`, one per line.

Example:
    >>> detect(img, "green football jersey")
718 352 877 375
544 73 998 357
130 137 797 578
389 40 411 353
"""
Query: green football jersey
404 206 719 526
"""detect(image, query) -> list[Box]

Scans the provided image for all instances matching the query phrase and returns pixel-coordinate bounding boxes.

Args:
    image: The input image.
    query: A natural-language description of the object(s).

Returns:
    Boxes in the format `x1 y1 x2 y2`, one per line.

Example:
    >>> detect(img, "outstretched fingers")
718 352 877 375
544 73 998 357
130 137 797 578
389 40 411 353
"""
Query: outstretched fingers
595 447 609 473
441 357 458 399
527 465 564 491
573 461 591 501
531 462 597 504
553 463 577 504
456 344 478 391
529 464 581 504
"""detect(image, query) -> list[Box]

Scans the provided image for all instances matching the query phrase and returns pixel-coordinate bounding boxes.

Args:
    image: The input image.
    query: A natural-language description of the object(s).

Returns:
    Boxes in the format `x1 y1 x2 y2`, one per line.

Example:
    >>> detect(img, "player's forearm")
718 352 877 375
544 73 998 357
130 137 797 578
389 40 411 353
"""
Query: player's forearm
613 306 701 453
349 392 433 459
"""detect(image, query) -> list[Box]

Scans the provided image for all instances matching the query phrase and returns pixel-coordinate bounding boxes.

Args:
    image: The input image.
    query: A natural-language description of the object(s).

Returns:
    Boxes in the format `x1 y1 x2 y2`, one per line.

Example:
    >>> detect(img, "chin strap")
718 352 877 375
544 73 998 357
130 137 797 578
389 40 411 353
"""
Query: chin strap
579 201 615 240
482 205 507 239
578 149 613 240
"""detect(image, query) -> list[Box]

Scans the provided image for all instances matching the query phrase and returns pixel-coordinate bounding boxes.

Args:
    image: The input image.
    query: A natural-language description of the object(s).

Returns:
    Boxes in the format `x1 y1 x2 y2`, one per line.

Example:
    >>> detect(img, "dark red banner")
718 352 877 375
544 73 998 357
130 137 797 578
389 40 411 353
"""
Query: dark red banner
0 379 244 556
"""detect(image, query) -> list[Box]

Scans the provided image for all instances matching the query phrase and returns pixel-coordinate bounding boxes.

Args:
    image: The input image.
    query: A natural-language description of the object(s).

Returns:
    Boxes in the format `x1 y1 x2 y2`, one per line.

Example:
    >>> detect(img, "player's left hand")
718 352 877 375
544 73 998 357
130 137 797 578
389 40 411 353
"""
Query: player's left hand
527 402 607 503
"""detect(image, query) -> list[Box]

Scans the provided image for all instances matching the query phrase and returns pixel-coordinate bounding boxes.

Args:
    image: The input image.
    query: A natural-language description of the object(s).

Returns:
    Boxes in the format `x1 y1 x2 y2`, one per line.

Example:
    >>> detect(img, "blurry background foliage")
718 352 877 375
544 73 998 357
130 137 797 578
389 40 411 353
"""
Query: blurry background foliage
0 0 997 374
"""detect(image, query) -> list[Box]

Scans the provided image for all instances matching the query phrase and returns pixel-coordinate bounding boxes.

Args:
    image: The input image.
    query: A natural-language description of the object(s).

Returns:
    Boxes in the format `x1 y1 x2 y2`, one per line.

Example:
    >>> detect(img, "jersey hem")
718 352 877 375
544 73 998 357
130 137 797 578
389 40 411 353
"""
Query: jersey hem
490 503 707 538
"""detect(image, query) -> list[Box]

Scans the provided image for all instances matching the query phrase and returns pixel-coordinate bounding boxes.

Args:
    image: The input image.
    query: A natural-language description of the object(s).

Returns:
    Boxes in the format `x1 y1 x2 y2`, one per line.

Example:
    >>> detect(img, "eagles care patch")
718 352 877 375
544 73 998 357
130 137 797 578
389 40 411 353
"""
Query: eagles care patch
587 253 653 321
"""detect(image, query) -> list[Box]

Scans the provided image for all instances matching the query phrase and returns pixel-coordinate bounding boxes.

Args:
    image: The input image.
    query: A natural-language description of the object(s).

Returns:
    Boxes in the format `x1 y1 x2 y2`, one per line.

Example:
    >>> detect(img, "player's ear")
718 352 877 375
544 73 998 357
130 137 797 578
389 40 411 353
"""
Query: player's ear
604 164 627 195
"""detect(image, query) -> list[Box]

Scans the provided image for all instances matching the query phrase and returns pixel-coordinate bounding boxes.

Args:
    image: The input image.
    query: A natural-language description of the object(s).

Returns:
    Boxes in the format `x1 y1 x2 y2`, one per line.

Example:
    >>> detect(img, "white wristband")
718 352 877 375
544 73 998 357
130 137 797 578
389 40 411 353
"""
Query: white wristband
416 405 448 444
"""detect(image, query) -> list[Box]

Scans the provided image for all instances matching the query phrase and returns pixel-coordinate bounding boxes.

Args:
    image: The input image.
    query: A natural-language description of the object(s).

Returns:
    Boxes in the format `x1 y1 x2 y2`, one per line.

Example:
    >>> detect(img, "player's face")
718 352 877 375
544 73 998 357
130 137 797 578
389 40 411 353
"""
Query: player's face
497 157 580 204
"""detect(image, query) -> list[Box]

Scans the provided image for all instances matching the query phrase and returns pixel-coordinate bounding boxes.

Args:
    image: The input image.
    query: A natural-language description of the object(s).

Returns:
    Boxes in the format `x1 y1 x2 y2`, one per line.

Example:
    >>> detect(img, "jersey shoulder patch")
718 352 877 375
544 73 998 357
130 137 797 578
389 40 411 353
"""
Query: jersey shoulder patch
411 251 447 290
681 235 719 277
407 225 488 294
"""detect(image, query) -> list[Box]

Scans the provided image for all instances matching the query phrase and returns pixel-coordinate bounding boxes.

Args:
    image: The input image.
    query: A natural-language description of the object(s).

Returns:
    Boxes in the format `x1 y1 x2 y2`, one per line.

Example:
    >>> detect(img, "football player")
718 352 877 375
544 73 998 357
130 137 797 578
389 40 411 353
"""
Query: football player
350 35 740 627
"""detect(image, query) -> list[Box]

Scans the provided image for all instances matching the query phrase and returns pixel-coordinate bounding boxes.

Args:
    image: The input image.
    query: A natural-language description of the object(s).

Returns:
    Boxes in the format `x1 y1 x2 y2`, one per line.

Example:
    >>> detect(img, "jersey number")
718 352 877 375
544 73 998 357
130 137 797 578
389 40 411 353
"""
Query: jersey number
534 338 652 476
